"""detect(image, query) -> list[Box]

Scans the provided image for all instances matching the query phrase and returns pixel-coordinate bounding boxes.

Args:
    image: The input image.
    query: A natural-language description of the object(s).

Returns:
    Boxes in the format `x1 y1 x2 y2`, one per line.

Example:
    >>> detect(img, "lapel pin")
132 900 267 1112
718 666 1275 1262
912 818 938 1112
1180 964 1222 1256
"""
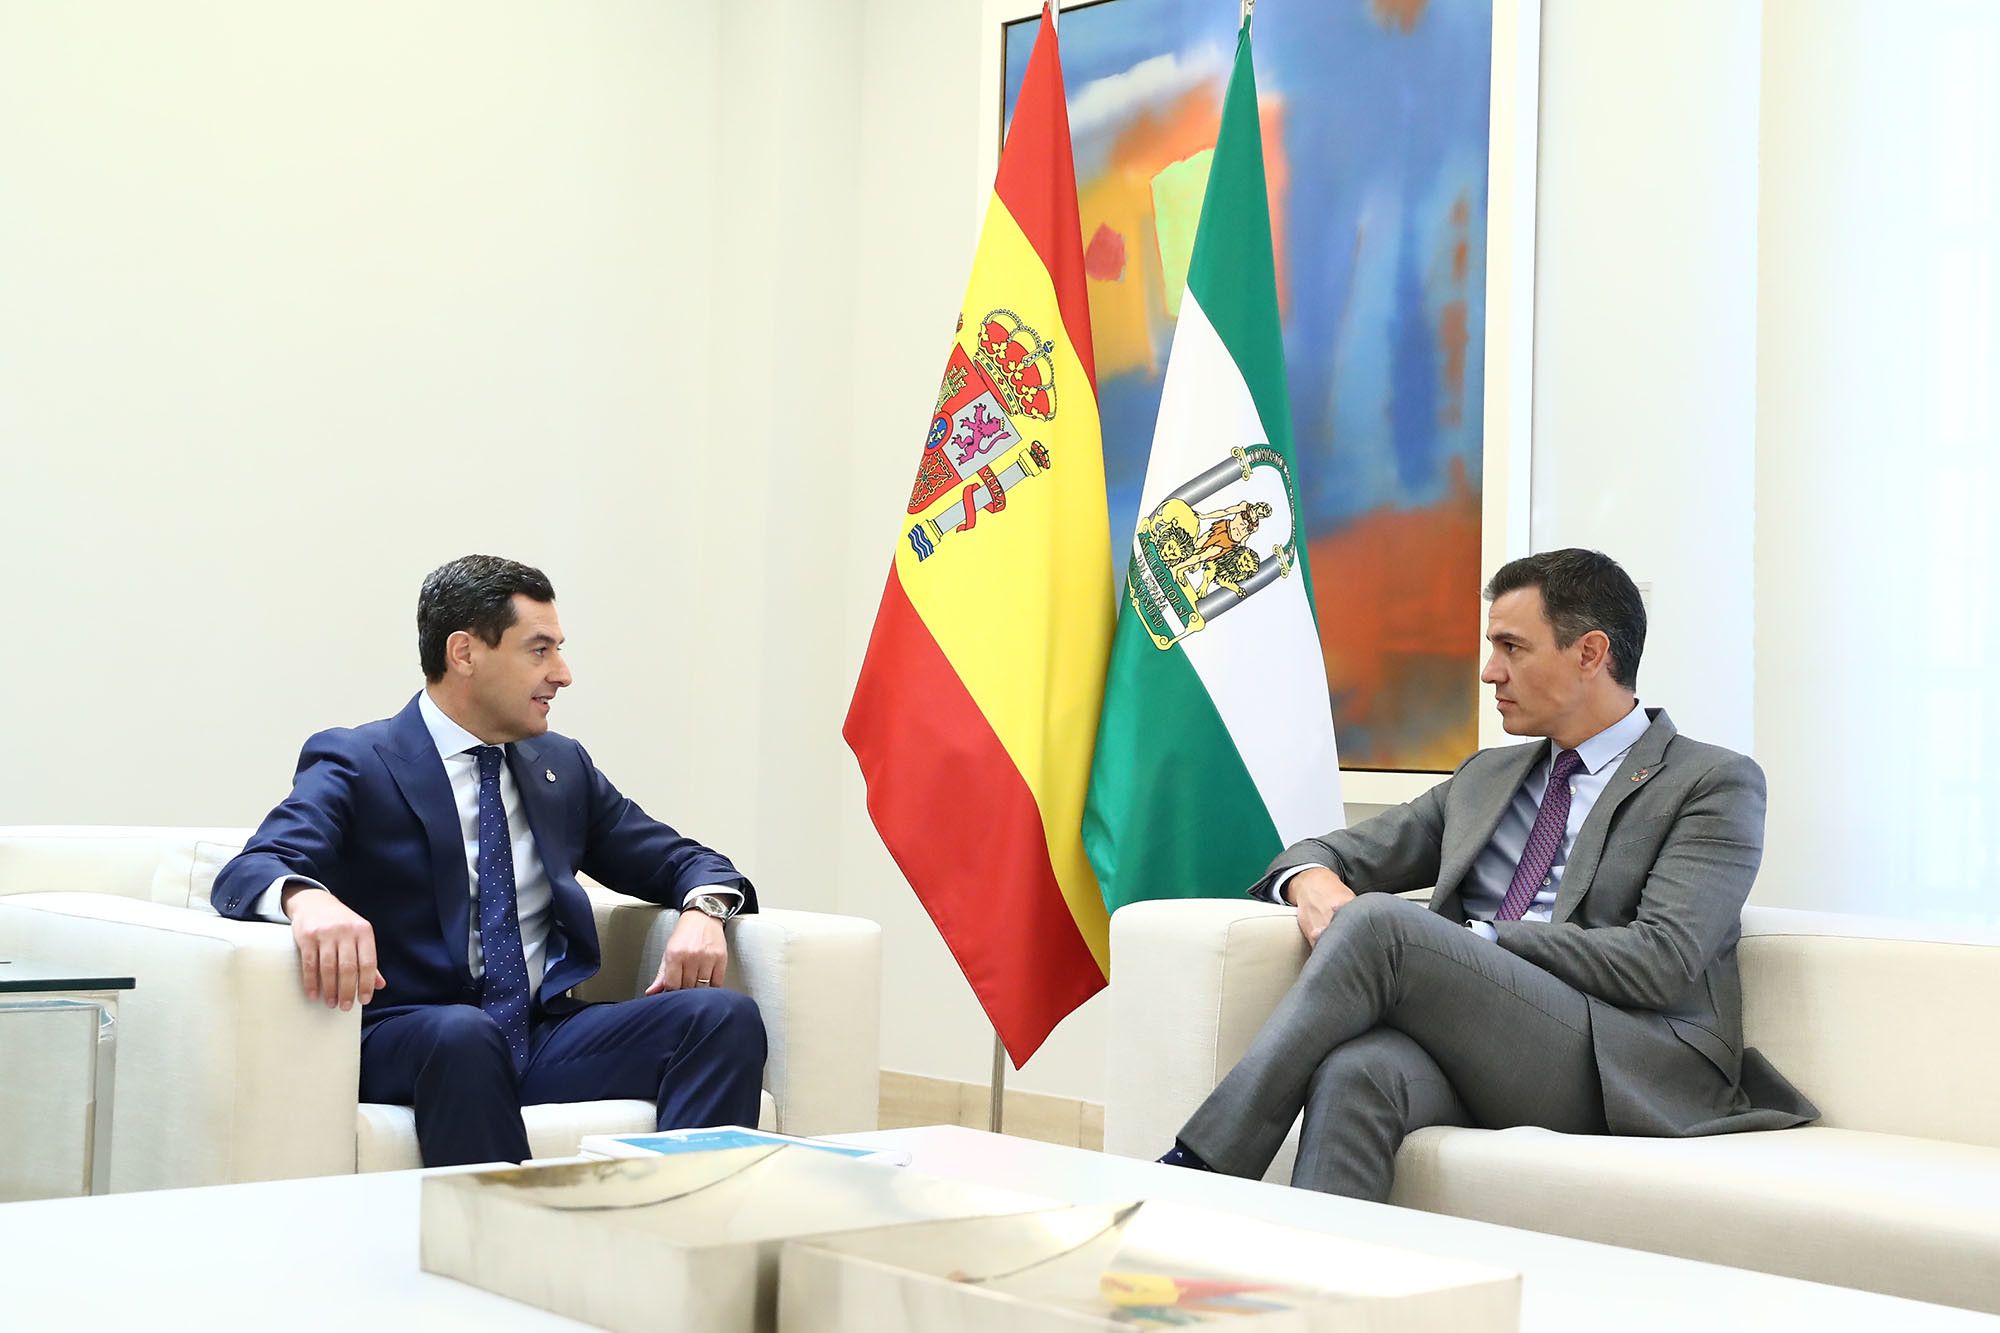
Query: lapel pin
1632 769 1650 783
545 770 557 783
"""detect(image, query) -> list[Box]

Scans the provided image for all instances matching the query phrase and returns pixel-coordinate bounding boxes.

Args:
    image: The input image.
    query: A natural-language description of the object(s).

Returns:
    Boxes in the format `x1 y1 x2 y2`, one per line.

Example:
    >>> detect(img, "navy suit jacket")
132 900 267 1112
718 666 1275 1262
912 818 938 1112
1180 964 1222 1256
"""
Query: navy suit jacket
212 693 754 1025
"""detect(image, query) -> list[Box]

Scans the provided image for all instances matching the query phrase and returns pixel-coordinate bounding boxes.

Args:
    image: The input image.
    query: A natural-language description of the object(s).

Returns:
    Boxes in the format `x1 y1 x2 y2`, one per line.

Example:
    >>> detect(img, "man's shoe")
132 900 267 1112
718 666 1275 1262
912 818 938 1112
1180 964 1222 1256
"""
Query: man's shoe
1157 1141 1215 1172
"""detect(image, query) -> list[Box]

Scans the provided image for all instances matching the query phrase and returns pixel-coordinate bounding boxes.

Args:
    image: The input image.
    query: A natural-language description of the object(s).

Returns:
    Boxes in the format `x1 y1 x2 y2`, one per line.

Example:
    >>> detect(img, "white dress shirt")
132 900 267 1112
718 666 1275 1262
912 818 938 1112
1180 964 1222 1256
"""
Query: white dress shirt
253 690 740 999
1271 702 1652 939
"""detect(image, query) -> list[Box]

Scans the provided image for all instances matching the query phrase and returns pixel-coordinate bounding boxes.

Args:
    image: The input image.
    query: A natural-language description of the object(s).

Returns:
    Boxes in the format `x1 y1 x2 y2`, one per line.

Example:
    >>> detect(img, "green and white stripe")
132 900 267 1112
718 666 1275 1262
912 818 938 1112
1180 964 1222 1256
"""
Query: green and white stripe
1084 21 1343 913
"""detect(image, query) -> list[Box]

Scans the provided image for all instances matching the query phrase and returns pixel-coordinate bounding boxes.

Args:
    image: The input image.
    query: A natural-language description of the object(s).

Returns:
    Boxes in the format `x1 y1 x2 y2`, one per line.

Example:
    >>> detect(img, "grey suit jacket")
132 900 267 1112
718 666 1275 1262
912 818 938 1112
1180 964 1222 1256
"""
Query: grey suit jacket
1254 708 1818 1136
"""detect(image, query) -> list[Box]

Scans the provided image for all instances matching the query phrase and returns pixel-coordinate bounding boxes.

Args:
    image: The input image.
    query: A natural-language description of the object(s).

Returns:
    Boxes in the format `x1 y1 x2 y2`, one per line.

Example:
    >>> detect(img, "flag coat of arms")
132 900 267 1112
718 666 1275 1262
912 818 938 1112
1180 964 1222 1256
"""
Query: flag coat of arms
845 4 1112 1066
1084 20 1343 913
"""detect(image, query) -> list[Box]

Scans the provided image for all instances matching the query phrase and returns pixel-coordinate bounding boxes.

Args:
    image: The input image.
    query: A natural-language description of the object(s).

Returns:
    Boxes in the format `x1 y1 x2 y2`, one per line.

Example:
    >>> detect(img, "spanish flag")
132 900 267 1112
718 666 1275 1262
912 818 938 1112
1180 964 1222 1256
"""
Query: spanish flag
844 3 1112 1067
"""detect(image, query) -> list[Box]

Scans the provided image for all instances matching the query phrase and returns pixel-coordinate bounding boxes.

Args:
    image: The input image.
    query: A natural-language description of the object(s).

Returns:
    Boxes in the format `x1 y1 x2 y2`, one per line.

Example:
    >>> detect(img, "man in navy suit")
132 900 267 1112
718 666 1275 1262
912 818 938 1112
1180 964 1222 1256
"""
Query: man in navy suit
213 554 766 1166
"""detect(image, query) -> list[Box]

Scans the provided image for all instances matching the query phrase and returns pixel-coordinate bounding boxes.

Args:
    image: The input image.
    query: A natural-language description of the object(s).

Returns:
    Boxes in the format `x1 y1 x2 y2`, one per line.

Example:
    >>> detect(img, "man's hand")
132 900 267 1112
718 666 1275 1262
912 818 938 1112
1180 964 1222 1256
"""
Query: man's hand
647 909 729 994
284 885 385 1011
1284 866 1357 945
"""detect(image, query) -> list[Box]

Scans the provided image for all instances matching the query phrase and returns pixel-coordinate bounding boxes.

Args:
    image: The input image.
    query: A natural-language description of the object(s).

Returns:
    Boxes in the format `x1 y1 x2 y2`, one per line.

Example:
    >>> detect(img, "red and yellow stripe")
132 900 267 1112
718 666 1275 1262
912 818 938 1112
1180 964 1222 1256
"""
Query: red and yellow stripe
844 6 1112 1065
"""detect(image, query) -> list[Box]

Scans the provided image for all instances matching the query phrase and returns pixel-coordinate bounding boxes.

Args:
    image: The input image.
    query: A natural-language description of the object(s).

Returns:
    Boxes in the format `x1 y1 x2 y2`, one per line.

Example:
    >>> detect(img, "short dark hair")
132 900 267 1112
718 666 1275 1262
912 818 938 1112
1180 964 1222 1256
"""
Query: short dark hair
1483 549 1645 691
417 555 556 681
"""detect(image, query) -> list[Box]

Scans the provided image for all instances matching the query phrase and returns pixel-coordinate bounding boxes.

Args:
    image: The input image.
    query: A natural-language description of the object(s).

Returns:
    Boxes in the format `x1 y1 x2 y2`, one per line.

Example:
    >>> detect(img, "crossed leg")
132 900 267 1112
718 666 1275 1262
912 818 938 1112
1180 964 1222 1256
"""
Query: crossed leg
1177 893 1606 1201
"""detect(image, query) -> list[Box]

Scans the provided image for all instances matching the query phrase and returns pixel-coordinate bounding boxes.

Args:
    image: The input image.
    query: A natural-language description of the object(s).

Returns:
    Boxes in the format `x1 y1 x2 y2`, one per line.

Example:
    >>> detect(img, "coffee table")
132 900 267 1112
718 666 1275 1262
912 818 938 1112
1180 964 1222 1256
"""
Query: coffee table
0 960 132 1198
0 1125 1991 1329
830 1126 1998 1330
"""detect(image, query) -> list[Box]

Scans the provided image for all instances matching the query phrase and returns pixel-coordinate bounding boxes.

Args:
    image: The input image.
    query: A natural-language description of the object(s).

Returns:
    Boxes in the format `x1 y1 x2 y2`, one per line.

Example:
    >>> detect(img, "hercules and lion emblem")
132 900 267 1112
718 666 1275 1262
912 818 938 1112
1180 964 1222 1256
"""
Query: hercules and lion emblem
1127 446 1300 649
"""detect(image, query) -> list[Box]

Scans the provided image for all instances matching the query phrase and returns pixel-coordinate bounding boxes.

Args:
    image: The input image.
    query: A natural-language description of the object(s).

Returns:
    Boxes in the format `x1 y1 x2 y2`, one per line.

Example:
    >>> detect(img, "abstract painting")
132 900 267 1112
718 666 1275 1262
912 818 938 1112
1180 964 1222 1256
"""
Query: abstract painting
1004 0 1497 772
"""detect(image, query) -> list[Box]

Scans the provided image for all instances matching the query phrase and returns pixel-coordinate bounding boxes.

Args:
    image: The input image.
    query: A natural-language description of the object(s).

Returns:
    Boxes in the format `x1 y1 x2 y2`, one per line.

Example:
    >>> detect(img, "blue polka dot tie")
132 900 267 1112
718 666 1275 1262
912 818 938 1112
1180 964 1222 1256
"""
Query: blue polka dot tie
471 745 531 1072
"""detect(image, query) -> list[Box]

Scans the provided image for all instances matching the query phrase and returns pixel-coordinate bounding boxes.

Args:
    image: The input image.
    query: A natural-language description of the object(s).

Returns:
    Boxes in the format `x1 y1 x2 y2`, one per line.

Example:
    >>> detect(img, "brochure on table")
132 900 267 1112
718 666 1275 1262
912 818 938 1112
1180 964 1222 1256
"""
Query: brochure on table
578 1124 913 1167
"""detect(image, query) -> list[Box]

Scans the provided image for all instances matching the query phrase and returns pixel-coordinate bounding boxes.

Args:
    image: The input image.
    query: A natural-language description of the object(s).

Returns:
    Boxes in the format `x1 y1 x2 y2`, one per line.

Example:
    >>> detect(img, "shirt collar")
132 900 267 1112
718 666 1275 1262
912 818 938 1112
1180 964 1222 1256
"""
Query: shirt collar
1566 700 1650 776
418 689 490 761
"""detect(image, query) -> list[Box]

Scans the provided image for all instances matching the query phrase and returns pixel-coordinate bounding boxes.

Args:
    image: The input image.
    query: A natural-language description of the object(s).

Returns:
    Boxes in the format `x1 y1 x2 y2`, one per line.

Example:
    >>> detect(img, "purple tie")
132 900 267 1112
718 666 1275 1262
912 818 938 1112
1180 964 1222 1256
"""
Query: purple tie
1496 748 1584 922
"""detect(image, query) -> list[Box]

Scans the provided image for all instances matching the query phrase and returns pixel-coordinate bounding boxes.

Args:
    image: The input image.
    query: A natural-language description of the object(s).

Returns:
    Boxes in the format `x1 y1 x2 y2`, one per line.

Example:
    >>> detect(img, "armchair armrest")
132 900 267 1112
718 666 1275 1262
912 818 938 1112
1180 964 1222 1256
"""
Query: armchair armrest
1103 899 1306 1161
0 893 360 1191
570 882 664 1005
630 906 882 1137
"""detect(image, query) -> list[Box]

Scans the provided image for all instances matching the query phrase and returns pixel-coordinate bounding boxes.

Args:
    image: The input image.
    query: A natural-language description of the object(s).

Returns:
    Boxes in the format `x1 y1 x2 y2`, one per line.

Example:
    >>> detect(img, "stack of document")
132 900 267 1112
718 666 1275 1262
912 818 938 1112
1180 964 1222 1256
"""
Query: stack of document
420 1145 1043 1332
780 1198 1522 1331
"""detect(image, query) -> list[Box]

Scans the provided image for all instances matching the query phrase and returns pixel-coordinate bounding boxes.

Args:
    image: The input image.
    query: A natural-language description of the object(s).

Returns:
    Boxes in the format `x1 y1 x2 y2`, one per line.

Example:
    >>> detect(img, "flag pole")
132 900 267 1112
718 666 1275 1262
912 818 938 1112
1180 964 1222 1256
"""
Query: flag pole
1242 0 1254 25
989 1032 1007 1131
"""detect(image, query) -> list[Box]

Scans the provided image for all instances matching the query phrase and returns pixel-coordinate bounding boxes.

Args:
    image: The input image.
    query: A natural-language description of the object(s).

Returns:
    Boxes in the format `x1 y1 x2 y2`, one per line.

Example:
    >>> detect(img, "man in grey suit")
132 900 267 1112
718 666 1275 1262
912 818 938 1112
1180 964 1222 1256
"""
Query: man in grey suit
1161 549 1817 1200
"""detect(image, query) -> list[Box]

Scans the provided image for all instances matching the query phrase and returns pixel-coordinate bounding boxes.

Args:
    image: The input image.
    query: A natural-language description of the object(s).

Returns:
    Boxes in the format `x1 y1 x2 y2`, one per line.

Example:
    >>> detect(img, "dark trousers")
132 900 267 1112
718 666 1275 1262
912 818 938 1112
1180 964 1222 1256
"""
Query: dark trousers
359 988 767 1167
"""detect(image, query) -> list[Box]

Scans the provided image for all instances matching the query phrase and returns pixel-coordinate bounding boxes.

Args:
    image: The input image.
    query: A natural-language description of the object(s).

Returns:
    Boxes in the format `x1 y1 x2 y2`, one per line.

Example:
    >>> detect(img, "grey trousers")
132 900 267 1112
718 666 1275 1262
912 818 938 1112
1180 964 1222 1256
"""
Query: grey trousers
1179 893 1607 1201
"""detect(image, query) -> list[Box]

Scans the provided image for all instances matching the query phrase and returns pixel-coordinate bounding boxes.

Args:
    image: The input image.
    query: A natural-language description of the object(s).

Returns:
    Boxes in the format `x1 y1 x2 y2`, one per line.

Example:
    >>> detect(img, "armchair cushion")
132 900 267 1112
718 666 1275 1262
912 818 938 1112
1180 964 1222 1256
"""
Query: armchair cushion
354 1094 779 1173
1737 906 2000 1147
146 836 244 914
0 826 247 905
1389 1123 2000 1314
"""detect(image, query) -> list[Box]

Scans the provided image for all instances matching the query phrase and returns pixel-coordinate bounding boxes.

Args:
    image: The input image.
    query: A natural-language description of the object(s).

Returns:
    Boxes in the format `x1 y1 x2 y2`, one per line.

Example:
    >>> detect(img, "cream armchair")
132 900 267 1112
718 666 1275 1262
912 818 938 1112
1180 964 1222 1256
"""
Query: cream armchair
0 826 881 1191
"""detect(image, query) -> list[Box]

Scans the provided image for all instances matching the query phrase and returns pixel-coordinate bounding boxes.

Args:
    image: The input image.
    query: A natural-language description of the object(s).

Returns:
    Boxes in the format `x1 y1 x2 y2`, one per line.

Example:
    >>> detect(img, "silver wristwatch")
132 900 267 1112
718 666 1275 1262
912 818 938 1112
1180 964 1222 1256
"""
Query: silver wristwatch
684 892 735 922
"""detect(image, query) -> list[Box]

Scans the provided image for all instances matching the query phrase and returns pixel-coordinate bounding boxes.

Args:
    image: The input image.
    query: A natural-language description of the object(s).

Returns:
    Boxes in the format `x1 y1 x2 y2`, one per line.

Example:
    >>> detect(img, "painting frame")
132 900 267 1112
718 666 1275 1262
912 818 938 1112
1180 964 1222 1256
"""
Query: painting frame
978 0 1539 806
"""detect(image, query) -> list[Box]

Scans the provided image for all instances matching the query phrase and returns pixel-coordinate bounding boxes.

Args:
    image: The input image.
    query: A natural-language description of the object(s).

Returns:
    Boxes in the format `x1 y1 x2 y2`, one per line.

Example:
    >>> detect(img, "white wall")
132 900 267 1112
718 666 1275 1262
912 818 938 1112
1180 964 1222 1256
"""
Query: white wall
712 0 866 917
0 3 755 855
1529 0 1763 754
1755 0 2000 925
0 2 883 923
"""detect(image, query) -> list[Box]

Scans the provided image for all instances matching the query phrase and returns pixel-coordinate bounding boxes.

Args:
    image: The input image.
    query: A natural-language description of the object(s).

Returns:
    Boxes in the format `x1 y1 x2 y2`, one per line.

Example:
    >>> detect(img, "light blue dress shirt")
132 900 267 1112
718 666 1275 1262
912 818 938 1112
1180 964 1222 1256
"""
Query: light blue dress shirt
1272 702 1651 940
1457 701 1650 939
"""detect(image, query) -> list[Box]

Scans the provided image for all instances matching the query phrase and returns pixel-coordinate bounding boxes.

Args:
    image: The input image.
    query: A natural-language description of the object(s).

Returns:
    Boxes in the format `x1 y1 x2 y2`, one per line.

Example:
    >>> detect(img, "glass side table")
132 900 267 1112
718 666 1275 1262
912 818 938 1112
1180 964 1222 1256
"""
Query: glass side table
0 961 134 1198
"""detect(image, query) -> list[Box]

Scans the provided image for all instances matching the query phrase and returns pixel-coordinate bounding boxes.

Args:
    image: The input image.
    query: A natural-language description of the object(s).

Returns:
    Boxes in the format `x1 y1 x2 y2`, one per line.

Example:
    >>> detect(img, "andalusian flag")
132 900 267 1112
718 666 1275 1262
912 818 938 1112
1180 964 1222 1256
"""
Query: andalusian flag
845 5 1111 1066
1084 21 1342 913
